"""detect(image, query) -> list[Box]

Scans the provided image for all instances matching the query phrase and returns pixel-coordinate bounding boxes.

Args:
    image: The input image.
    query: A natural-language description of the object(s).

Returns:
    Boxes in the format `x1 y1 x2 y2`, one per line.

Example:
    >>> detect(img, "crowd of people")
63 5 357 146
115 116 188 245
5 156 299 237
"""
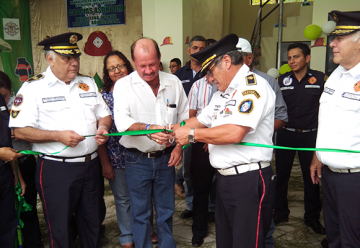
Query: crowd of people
1 9 360 248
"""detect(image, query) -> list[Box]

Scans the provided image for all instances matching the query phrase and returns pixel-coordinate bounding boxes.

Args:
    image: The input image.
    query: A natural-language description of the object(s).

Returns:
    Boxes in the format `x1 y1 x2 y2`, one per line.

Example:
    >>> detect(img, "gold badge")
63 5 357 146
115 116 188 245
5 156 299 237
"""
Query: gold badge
70 34 78 44
331 13 339 22
11 110 20 118
79 82 89 91
308 77 317 84
246 75 257 86
354 81 360 92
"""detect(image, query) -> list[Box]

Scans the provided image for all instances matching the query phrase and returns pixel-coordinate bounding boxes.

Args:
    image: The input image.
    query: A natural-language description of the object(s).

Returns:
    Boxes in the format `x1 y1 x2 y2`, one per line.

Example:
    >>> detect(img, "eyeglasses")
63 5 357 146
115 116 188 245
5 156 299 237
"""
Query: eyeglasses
206 62 216 76
107 64 126 72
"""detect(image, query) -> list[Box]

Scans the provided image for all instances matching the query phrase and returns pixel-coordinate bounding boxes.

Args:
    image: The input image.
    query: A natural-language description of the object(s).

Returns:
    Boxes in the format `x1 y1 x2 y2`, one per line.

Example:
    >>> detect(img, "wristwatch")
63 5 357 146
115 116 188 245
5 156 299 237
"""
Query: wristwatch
188 128 196 143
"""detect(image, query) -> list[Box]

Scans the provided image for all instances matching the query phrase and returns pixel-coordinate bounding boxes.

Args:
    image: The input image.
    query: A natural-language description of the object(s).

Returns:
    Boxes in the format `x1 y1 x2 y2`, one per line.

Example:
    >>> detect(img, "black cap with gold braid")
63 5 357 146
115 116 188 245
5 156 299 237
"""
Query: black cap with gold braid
38 32 83 56
329 11 360 36
191 33 238 78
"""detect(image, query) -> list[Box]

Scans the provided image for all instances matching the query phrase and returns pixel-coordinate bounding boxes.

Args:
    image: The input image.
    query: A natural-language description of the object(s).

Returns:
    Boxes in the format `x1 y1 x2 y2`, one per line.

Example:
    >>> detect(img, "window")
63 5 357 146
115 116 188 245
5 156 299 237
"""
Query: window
251 0 312 5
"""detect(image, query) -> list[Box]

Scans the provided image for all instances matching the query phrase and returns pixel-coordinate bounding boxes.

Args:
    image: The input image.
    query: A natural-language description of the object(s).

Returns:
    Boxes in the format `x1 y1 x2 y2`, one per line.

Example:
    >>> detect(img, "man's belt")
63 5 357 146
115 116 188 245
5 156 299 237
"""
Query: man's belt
327 165 360 174
41 152 98 163
126 147 173 159
217 162 270 176
284 127 317 133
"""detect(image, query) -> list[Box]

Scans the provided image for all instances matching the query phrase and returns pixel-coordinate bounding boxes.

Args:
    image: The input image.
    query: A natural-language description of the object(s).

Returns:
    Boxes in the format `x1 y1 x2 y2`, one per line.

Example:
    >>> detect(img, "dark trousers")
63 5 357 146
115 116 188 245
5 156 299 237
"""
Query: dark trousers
190 142 215 238
215 166 275 248
322 165 360 248
274 129 322 221
18 155 44 248
36 157 102 248
0 162 16 248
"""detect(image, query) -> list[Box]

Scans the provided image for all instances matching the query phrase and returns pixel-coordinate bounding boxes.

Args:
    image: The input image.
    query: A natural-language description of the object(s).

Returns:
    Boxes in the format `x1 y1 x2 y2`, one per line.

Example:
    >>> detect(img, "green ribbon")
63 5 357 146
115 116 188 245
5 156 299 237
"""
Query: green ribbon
237 142 360 153
16 129 360 156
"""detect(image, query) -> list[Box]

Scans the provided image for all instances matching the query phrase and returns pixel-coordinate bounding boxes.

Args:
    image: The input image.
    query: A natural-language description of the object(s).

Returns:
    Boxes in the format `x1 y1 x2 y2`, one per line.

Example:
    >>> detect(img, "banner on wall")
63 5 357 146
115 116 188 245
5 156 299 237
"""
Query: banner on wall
66 0 125 28
3 18 21 40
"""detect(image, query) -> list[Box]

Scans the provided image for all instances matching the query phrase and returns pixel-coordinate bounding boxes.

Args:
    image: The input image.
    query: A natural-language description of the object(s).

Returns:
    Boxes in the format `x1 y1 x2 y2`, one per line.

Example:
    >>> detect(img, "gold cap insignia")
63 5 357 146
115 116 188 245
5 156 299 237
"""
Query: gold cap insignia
70 34 78 44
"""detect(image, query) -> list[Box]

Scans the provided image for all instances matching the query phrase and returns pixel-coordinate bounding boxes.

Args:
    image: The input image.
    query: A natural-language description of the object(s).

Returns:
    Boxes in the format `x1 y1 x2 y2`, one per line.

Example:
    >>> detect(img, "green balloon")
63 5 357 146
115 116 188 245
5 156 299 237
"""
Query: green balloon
279 64 291 75
304 24 322 40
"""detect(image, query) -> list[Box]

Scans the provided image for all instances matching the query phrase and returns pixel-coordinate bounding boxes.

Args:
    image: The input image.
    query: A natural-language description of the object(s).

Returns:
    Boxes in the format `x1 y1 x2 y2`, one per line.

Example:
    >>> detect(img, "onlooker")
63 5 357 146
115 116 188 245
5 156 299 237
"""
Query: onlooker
113 37 188 248
174 35 207 220
206 39 217 47
310 10 360 247
0 72 23 248
159 62 164 71
237 37 288 248
169 58 181 74
9 32 112 248
98 50 135 248
0 71 43 248
274 42 326 235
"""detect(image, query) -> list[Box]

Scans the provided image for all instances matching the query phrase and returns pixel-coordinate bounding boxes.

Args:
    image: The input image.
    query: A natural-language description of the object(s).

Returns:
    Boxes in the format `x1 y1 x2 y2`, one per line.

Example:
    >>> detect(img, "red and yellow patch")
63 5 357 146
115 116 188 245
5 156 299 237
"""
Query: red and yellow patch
308 76 317 84
69 34 78 44
79 82 89 91
354 81 360 92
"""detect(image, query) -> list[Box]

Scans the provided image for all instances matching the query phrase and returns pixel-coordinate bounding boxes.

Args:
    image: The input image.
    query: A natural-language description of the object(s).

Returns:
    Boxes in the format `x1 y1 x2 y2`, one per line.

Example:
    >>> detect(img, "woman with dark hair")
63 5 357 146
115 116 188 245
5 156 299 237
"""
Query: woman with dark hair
98 50 135 248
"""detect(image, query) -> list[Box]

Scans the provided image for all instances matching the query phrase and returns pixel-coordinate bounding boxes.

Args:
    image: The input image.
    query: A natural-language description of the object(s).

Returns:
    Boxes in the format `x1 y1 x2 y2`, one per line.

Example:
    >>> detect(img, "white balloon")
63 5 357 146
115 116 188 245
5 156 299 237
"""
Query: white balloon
322 21 336 34
267 68 279 78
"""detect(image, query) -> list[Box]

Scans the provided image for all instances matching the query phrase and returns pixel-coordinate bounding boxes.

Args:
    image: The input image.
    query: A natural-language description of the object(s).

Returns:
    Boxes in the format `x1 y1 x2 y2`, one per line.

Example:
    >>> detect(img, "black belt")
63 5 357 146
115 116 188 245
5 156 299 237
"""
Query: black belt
17 155 30 164
284 127 317 133
126 147 174 159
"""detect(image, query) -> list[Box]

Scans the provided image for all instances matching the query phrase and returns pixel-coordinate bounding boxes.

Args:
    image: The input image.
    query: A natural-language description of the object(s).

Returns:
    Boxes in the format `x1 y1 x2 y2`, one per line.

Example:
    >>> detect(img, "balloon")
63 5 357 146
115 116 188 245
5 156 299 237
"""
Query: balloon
279 64 291 75
321 21 336 34
304 24 322 40
267 68 280 78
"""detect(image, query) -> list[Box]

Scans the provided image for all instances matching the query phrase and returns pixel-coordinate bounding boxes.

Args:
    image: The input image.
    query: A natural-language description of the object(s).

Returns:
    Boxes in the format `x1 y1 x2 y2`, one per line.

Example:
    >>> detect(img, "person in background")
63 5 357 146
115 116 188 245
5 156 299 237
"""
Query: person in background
159 62 164 71
0 71 43 248
169 58 181 74
174 35 207 220
98 50 135 248
206 39 217 47
274 43 325 235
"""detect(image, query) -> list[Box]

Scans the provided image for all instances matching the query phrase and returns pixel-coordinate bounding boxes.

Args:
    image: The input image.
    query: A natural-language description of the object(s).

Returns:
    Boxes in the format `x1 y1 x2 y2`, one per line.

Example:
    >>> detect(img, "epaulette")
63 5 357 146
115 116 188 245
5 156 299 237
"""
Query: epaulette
77 73 92 78
27 73 44 82
246 74 257 86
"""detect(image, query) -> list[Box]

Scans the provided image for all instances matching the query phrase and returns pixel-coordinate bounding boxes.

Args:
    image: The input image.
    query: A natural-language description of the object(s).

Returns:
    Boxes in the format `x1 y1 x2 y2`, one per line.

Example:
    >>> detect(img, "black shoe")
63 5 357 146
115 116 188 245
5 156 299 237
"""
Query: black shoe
180 209 193 219
305 220 326 235
192 236 204 247
273 215 289 225
209 212 215 222
321 237 329 248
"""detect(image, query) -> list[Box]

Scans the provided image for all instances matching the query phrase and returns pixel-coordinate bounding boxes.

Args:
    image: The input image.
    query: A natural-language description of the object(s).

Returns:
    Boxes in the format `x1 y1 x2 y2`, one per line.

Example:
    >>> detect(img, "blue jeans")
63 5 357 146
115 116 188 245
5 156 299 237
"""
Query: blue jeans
265 218 275 248
109 168 133 245
125 150 176 248
182 147 193 210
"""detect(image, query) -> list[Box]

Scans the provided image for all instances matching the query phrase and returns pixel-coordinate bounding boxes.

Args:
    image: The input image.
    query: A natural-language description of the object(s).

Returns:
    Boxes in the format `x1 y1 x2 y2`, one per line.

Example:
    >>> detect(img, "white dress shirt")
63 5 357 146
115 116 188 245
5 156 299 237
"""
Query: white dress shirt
316 62 360 169
113 71 189 153
197 65 275 169
9 66 111 156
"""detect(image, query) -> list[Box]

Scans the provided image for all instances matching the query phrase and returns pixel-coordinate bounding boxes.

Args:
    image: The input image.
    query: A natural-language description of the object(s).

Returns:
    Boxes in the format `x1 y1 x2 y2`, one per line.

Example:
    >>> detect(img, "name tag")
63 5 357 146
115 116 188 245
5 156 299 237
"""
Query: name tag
324 87 335 95
305 85 320 88
281 86 294 91
342 92 360 101
1 106 6 111
42 96 66 103
181 80 190 84
80 92 97 98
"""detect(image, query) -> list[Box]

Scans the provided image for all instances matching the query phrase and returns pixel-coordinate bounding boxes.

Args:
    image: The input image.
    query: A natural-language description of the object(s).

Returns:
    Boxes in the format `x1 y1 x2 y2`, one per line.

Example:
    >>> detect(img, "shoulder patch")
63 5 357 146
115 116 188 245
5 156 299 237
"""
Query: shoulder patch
27 73 44 82
238 99 254 114
246 75 257 86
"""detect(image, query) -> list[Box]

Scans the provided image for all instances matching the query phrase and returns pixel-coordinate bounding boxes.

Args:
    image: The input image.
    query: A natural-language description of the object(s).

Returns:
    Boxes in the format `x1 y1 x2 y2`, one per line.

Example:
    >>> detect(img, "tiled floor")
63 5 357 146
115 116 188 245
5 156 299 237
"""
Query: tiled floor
37 157 326 247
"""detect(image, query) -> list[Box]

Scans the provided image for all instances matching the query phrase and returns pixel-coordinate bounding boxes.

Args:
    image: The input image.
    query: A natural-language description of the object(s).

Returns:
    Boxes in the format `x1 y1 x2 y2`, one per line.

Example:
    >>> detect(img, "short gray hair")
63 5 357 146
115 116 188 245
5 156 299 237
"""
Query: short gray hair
44 50 56 62
353 31 360 42
213 50 243 67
